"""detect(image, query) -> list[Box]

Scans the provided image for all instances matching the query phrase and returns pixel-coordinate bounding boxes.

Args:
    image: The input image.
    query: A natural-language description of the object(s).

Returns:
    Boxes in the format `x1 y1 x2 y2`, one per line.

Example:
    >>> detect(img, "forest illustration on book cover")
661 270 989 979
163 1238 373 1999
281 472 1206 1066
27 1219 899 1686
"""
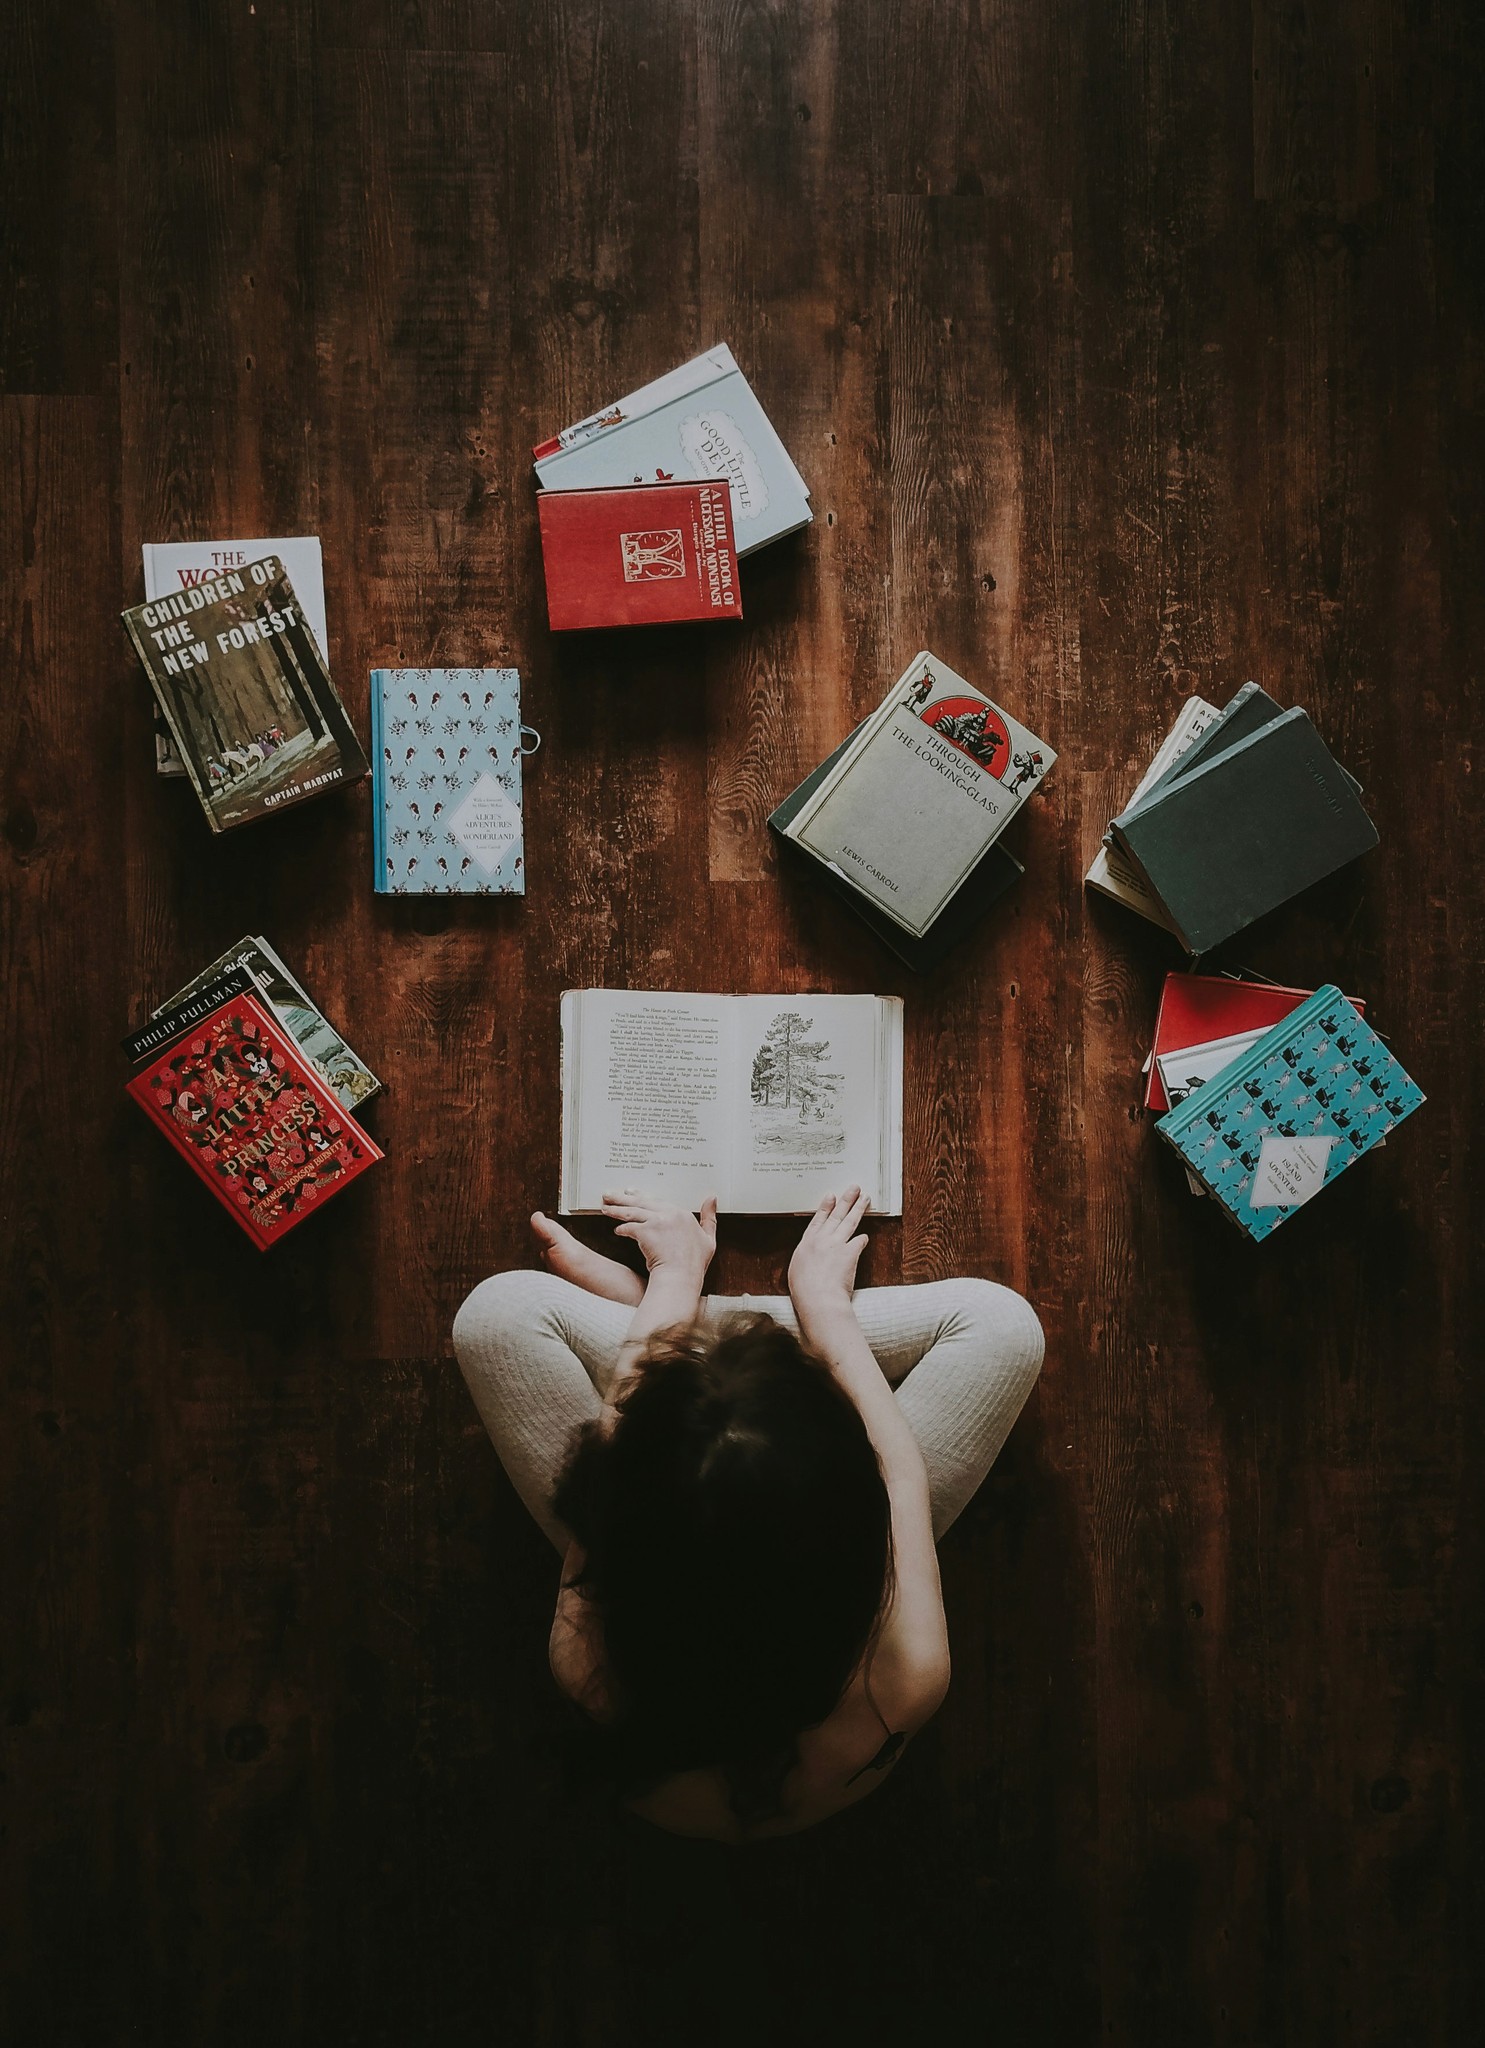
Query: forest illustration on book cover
125 555 367 832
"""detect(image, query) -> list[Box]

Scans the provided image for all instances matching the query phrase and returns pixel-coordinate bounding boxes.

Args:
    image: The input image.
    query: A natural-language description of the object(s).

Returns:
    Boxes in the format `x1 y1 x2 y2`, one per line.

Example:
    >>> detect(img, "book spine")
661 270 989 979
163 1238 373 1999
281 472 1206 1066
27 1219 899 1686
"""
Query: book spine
370 670 385 891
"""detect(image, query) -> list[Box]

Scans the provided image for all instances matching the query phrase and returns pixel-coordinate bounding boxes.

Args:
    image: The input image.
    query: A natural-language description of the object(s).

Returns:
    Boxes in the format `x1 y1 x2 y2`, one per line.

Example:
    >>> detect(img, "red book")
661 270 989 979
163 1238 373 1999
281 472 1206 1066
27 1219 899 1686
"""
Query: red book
1146 973 1367 1113
127 988 382 1248
537 479 743 629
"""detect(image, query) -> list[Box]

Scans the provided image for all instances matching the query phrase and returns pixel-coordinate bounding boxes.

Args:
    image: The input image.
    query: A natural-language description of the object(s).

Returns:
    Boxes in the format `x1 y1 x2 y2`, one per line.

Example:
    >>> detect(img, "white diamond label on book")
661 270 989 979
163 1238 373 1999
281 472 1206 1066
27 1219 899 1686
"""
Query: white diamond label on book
1249 1134 1335 1209
620 528 686 580
447 772 523 875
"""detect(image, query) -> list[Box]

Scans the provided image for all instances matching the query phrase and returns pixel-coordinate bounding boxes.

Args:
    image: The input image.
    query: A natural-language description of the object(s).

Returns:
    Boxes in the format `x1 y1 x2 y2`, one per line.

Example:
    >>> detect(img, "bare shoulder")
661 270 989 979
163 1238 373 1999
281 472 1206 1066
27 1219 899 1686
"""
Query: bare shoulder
626 1652 951 1844
800 1642 950 1796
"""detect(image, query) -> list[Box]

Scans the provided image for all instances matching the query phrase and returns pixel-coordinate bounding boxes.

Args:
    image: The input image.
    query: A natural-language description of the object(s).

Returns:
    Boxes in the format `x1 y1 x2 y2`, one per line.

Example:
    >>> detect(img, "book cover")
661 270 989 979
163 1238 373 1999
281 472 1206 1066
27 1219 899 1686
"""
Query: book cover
1113 683 1282 829
770 718 1022 967
153 935 381 1112
142 537 330 776
1115 683 1362 830
123 969 255 1063
532 343 812 556
1111 709 1378 955
372 667 527 895
537 480 742 630
126 988 383 1249
1155 987 1423 1240
122 555 369 833
1145 972 1367 1113
779 651 1055 940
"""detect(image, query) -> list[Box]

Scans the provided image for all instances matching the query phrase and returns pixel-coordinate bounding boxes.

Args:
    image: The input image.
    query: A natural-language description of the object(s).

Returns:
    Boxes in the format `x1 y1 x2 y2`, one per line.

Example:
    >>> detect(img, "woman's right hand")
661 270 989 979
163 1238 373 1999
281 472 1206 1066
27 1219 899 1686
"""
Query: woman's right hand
787 1186 871 1323
601 1189 718 1287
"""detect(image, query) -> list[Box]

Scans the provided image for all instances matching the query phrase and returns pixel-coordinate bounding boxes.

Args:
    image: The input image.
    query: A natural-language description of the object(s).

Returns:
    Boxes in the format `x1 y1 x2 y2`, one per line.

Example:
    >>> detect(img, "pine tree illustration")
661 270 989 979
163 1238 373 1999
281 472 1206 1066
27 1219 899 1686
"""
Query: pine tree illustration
759 1013 831 1115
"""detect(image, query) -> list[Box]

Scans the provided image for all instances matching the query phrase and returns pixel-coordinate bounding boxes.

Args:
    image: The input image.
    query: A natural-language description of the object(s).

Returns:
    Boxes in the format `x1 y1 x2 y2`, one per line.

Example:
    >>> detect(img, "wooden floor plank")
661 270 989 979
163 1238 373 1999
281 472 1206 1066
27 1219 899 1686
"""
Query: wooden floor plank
1 0 1481 2040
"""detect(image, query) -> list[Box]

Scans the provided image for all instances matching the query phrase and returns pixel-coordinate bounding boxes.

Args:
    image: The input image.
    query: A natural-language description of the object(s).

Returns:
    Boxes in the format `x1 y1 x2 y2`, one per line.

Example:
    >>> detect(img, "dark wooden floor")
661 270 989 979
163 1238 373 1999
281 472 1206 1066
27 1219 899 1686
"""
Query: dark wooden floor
4 1 1482 2041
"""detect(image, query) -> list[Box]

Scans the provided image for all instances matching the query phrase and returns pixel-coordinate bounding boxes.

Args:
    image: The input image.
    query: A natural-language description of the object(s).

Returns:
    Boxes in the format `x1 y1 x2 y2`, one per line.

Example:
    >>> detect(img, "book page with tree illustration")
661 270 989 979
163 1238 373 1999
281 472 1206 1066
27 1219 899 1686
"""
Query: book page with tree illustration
559 990 735 1212
729 995 902 1214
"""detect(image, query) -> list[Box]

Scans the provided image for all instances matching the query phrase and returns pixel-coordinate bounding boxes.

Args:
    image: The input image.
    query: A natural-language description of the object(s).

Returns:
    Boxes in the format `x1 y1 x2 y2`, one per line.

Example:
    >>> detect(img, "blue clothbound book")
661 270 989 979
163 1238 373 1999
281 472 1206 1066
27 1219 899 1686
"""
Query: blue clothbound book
371 668 530 895
1155 985 1424 1240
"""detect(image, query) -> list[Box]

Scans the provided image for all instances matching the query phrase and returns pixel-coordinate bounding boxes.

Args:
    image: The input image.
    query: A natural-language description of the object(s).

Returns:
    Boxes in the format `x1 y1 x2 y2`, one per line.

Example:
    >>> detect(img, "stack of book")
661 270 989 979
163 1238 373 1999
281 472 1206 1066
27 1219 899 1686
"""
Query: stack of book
151 935 382 1112
531 344 810 630
125 958 381 1250
770 651 1056 969
1087 684 1378 955
1148 977 1423 1239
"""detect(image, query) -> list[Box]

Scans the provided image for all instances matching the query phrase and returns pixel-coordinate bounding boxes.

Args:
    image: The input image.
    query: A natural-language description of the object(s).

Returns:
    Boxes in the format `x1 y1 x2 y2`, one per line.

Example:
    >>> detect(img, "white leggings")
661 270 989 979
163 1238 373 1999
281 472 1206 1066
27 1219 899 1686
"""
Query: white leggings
452 1272 1045 1551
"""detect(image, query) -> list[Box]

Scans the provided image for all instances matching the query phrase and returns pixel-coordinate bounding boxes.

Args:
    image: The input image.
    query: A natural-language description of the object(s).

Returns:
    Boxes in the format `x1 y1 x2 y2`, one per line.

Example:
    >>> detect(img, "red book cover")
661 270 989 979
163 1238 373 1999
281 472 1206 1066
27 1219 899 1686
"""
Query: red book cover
537 479 743 629
1146 973 1367 1113
127 989 383 1248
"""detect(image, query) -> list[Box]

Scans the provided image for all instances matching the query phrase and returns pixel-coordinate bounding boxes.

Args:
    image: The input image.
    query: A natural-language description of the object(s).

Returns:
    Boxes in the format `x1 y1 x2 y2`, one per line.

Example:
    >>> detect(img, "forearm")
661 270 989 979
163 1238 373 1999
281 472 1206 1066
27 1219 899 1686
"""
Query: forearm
795 1301 930 1494
799 1297 946 1672
603 1267 705 1412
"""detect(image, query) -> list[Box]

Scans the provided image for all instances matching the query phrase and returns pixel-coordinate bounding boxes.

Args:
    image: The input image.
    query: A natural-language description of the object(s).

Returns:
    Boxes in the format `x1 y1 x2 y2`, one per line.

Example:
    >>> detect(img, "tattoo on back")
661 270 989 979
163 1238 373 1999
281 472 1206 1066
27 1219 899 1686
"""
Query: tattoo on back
846 1730 905 1785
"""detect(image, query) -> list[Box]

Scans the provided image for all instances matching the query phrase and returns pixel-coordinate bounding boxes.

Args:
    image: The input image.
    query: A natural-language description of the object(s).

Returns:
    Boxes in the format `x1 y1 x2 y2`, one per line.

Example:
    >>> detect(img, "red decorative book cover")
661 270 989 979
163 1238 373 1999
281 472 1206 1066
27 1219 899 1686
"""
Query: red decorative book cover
536 479 743 629
127 989 382 1248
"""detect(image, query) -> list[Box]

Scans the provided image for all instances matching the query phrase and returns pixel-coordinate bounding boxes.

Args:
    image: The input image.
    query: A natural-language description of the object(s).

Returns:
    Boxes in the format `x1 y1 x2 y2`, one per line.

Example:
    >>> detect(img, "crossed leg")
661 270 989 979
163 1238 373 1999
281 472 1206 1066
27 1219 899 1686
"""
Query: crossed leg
454 1218 1045 1552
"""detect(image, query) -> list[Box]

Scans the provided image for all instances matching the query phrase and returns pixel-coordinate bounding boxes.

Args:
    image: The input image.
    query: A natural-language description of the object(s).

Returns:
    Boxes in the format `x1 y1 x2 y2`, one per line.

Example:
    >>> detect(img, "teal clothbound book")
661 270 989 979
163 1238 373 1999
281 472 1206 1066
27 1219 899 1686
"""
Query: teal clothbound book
371 668 530 895
1155 985 1424 1240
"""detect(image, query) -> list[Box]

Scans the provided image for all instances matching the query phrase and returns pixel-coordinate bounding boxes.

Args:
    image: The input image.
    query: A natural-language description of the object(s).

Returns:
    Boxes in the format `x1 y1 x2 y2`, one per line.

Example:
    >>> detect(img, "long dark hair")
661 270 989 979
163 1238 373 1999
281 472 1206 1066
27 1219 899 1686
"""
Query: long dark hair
551 1313 894 1827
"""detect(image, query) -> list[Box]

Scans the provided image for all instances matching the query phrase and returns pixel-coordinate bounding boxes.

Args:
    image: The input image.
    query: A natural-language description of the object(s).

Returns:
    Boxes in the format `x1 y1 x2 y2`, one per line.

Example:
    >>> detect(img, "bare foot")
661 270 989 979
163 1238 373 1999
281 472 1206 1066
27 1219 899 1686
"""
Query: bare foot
531 1212 645 1305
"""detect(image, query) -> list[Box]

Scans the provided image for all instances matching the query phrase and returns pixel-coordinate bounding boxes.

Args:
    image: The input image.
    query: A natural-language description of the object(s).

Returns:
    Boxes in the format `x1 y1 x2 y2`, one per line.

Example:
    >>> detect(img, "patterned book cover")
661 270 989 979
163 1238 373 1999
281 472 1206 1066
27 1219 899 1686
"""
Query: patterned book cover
532 343 812 556
126 989 382 1250
537 480 742 628
372 667 527 895
1155 986 1424 1240
122 554 368 833
153 935 381 1112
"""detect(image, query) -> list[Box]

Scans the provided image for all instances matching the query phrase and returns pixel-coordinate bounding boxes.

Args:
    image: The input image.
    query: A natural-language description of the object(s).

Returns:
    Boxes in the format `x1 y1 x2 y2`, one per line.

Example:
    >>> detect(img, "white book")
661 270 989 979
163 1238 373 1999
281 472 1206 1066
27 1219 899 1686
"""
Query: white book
142 537 329 773
1084 697 1220 928
559 989 903 1215
777 651 1056 940
534 344 812 556
1155 1027 1270 1108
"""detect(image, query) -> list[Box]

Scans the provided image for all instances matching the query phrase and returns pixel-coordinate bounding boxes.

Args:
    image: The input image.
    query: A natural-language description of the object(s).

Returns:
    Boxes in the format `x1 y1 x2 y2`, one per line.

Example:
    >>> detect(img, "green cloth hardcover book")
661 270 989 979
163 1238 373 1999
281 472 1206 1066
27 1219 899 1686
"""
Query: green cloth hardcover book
1110 707 1377 954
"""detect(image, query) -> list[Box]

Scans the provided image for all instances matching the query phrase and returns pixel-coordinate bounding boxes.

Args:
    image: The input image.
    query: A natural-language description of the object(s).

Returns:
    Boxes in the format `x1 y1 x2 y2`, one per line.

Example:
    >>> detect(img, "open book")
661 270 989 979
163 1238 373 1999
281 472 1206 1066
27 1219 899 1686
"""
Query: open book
559 990 903 1215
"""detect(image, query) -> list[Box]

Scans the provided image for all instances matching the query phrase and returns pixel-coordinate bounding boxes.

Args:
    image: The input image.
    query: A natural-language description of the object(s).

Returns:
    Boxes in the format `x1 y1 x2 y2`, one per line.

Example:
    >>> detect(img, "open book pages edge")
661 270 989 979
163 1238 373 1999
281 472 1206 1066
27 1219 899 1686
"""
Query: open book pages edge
1085 697 1219 926
558 990 903 1216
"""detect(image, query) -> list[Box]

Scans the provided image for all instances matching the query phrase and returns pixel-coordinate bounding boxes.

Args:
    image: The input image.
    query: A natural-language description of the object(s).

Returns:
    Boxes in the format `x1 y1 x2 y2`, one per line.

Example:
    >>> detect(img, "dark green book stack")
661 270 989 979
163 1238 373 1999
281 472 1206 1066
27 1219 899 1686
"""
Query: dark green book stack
1106 686 1378 956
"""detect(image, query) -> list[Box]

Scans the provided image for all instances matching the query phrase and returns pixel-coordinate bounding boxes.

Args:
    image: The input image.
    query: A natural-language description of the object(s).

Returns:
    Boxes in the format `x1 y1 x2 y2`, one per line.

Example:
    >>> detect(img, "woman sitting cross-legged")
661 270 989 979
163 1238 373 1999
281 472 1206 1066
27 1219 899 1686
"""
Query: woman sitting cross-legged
451 1187 1044 1843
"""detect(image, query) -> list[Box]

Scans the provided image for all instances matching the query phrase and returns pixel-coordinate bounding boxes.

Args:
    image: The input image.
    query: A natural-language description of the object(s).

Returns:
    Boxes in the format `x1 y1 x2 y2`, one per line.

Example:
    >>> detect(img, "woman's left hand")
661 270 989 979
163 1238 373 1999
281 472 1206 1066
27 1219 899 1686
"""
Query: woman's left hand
601 1190 718 1286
